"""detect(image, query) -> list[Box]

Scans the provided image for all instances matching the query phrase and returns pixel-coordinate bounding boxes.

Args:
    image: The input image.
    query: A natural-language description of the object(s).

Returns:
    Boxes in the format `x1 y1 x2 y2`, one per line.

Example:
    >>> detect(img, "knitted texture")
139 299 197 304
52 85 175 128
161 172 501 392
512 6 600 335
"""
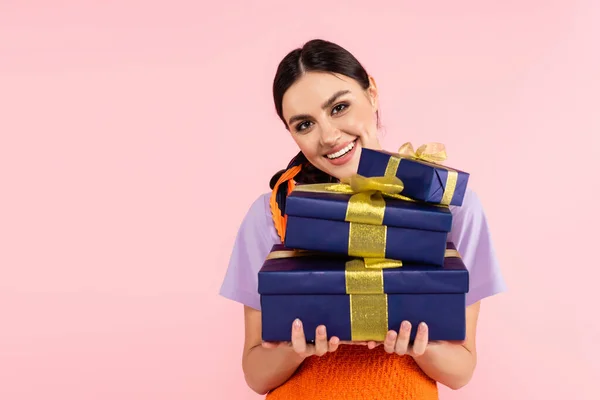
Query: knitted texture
265 344 438 399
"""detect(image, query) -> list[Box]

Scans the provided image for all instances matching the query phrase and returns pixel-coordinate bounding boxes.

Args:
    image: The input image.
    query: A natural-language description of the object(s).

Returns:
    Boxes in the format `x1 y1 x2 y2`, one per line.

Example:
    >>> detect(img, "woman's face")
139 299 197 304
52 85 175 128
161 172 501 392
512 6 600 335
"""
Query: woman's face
281 71 381 181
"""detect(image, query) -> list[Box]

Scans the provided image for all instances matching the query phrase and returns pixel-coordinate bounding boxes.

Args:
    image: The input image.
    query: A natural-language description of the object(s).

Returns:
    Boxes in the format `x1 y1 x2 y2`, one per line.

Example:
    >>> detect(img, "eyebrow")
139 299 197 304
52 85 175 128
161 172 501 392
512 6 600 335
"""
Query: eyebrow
287 90 351 125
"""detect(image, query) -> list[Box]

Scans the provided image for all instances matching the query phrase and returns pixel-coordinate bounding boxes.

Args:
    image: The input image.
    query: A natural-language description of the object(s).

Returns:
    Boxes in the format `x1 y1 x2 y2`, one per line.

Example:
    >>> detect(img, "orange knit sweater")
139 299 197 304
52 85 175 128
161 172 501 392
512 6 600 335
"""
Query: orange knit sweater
265 344 438 399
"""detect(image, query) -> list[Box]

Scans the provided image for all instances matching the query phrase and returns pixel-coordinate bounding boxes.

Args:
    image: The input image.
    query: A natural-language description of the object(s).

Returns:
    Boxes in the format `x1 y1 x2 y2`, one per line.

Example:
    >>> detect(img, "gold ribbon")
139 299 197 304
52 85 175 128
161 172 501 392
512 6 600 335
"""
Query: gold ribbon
265 248 326 260
345 257 400 341
265 248 461 341
265 248 405 269
385 142 459 206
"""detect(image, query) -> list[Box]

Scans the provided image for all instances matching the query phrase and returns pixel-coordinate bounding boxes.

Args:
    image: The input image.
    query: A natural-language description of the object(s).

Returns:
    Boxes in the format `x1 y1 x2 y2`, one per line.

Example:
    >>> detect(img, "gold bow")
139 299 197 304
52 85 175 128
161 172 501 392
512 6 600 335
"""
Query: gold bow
293 174 440 259
385 142 458 206
397 142 448 164
293 174 413 204
294 174 414 233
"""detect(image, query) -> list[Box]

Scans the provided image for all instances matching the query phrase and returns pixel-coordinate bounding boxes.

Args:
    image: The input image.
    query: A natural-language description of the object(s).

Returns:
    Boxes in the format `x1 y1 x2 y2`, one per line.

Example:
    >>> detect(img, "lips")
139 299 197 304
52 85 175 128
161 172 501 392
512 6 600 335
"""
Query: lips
322 138 359 166
324 139 357 160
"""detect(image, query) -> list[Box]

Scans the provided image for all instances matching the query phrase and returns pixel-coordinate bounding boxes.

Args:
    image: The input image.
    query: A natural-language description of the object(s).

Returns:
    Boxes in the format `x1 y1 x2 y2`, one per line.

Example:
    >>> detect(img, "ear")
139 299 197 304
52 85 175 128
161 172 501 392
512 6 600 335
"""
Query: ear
367 75 379 112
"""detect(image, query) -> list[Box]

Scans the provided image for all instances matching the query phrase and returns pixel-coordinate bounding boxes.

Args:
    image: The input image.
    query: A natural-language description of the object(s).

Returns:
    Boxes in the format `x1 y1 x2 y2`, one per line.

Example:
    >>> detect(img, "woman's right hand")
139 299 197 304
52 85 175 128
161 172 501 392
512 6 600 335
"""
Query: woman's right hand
262 318 364 359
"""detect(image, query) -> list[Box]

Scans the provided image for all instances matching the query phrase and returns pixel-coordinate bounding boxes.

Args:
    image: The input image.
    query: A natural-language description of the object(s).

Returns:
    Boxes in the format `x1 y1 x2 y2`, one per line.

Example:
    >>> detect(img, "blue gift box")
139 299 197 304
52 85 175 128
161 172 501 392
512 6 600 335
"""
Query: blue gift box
284 183 452 266
357 147 470 206
259 243 469 342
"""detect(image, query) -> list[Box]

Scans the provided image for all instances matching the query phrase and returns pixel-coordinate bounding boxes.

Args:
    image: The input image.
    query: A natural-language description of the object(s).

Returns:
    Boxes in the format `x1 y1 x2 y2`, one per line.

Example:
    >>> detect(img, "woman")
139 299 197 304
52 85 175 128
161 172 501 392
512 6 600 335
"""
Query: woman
219 39 506 399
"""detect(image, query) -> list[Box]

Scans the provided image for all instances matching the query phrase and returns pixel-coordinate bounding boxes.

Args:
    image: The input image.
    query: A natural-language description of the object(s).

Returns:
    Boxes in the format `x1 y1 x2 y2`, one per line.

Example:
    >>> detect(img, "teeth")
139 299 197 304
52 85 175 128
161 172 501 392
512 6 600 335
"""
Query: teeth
326 141 355 159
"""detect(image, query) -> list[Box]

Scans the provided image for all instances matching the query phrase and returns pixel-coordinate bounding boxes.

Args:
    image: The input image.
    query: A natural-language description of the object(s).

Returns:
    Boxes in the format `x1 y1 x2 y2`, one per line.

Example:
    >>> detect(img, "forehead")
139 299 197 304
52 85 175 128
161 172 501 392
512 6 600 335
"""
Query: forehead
281 72 362 117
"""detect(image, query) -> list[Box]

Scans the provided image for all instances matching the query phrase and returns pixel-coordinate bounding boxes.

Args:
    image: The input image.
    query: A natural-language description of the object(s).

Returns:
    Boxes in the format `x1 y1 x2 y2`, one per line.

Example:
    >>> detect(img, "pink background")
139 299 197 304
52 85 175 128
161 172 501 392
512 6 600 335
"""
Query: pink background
1 1 598 399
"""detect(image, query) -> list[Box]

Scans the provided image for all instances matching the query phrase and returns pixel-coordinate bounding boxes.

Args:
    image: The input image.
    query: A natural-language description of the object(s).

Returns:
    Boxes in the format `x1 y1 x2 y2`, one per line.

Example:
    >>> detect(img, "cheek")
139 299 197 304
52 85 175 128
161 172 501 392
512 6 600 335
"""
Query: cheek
338 107 378 135
292 135 320 159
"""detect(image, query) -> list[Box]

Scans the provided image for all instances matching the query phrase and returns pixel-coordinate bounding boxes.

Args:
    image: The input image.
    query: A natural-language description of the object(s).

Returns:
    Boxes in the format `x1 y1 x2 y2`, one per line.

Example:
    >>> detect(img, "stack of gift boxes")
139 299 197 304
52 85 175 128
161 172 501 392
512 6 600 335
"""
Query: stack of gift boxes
258 143 471 343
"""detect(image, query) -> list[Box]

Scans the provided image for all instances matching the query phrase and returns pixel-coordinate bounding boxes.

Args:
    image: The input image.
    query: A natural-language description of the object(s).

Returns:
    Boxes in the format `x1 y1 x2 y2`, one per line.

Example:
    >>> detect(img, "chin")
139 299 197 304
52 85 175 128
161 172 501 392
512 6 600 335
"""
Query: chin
324 158 360 181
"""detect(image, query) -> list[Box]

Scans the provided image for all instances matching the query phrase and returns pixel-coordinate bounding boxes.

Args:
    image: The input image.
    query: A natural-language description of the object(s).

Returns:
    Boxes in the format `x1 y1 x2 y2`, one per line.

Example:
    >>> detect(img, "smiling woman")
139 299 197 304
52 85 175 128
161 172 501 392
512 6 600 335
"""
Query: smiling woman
271 40 382 187
219 39 506 399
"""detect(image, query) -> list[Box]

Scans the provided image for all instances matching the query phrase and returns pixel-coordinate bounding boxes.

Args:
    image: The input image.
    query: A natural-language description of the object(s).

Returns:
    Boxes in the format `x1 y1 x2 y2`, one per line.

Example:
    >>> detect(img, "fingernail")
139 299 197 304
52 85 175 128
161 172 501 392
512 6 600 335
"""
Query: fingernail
331 337 339 345
388 331 397 341
317 325 326 335
401 321 411 332
419 322 427 332
294 319 302 330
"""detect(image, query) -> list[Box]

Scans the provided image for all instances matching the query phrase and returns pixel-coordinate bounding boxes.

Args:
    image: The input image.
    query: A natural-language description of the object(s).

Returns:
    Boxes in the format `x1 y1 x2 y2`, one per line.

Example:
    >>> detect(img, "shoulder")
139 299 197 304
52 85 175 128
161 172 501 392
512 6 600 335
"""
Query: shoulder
448 188 489 246
231 191 281 259
448 188 507 305
449 188 484 224
239 192 280 244
219 192 280 310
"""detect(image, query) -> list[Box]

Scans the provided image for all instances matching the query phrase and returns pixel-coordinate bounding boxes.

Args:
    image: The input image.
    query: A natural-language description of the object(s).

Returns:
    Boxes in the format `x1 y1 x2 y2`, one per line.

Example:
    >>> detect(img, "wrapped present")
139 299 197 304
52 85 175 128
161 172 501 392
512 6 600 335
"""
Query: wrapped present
283 175 452 266
259 243 469 342
357 143 470 206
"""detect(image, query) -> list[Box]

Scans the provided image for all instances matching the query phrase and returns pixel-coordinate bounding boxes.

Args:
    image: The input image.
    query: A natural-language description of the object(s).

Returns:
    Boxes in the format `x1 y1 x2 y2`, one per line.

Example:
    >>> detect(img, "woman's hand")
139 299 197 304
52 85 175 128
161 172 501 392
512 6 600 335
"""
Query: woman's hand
262 319 366 359
367 320 434 357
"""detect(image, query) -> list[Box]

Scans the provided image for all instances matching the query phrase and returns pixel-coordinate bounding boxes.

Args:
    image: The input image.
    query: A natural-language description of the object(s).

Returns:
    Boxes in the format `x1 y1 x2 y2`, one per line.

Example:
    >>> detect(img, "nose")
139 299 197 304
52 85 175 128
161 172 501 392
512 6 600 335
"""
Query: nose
319 122 341 147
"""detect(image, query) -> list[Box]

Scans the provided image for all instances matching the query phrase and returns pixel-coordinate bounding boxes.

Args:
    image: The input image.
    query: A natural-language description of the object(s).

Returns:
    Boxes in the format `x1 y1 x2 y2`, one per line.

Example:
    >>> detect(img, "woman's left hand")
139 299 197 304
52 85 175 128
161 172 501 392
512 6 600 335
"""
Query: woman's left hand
367 320 432 357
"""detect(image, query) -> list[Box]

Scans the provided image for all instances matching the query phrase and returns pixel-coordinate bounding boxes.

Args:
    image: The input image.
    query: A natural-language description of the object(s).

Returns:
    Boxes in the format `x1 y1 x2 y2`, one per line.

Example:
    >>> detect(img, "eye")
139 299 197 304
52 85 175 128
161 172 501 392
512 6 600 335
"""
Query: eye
295 121 313 132
331 103 349 115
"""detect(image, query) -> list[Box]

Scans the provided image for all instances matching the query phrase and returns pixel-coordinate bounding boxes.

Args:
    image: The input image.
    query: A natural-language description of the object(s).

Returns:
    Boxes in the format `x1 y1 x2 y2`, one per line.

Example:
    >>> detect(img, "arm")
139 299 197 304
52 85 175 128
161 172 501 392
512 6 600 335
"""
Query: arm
242 306 305 395
241 306 343 395
412 301 480 390
411 188 504 389
378 301 480 390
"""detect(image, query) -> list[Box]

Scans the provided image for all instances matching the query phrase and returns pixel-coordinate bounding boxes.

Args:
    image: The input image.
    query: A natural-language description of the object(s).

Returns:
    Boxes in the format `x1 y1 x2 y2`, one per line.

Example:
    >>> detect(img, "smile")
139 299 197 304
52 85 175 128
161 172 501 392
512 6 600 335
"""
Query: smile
325 140 356 160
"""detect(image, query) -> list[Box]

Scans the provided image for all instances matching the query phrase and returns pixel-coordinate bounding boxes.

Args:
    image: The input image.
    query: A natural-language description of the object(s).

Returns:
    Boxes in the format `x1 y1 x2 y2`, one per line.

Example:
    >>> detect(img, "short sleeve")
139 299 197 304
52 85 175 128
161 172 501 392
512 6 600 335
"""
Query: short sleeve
448 189 507 306
219 193 280 311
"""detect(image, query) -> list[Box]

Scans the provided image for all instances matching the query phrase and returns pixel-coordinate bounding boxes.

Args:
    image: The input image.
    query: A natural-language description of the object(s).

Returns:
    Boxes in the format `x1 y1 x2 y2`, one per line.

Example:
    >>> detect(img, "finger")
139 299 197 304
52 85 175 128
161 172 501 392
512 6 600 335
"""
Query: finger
328 336 340 352
394 321 411 355
411 322 429 356
314 325 329 356
261 341 280 349
383 330 397 354
291 319 310 356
